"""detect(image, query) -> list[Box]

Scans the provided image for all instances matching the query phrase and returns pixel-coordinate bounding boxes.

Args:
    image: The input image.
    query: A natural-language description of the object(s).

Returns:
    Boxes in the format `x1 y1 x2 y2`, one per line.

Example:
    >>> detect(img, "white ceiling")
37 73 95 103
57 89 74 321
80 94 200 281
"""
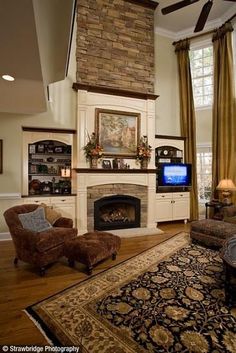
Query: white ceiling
155 0 236 38
0 0 75 115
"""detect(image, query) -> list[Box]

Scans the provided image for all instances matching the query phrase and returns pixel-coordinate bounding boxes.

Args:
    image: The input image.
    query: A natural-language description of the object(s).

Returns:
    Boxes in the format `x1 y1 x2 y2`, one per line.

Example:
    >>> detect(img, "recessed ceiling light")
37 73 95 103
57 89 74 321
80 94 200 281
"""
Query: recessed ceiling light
2 74 15 81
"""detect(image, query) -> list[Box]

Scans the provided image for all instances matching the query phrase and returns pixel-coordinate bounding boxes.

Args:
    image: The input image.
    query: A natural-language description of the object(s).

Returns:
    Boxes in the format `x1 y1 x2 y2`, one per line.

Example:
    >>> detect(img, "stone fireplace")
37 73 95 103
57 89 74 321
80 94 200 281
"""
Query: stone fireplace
74 0 158 235
94 194 141 231
89 183 146 231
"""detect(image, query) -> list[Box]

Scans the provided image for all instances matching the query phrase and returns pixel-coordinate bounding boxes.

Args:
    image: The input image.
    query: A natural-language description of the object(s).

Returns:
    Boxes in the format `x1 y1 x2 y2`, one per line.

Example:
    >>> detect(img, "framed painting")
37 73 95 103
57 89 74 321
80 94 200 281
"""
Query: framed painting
95 109 140 158
0 139 2 174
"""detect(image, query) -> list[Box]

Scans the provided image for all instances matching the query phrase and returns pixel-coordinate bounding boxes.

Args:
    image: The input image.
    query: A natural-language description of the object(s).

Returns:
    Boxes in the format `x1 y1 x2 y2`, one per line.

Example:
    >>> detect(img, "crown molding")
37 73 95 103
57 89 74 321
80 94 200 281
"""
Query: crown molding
155 14 236 41
155 26 176 39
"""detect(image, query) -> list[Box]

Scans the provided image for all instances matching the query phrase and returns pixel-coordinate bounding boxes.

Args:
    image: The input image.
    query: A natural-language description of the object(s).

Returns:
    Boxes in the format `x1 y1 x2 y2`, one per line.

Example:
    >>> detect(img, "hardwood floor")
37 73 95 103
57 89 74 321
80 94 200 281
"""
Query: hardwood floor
0 222 189 345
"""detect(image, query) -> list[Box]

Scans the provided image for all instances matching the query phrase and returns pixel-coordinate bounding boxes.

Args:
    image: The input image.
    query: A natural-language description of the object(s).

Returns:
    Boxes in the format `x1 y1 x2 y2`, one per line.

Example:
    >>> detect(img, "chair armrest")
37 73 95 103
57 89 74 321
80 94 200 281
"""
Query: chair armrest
223 206 236 218
53 217 73 228
13 227 39 251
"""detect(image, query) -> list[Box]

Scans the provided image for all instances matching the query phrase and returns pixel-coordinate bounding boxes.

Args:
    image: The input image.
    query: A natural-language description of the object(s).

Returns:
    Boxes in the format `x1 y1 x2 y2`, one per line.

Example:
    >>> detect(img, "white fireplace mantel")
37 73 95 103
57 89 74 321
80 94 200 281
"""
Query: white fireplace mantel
75 88 158 234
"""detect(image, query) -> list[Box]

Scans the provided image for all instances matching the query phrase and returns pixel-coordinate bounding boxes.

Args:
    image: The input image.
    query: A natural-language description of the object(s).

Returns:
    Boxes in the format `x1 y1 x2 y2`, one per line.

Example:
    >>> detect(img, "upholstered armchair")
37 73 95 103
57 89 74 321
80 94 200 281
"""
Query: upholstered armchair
4 204 77 276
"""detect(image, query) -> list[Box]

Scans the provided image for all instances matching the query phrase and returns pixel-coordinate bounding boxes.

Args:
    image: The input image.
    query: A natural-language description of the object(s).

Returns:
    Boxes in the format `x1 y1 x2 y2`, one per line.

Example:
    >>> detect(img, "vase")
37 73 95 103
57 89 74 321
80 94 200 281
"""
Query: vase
90 157 98 169
140 158 148 169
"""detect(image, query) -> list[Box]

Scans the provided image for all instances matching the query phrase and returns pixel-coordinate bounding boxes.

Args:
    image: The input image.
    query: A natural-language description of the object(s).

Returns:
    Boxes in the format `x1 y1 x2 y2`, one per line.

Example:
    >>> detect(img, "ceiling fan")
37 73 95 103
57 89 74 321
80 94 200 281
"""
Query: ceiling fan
161 0 236 33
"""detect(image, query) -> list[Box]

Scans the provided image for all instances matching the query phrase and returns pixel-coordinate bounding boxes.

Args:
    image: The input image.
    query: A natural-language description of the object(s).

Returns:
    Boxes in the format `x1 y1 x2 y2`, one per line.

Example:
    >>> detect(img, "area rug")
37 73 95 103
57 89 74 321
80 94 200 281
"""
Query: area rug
105 227 164 238
25 233 236 353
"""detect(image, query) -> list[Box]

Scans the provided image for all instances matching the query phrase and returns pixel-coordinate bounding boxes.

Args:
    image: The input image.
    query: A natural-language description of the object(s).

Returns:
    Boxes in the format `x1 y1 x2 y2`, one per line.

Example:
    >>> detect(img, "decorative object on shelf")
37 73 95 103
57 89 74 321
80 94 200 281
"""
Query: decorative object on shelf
40 182 52 194
61 166 71 178
95 108 140 158
54 146 64 153
29 179 41 195
136 135 152 169
29 144 36 154
37 144 45 153
83 132 103 169
216 179 236 205
102 160 112 169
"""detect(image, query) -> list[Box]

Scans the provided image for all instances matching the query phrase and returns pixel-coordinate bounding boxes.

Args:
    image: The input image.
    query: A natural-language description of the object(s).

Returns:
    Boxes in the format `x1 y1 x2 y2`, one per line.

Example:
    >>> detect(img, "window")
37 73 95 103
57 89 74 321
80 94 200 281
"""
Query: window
190 45 213 108
197 145 212 203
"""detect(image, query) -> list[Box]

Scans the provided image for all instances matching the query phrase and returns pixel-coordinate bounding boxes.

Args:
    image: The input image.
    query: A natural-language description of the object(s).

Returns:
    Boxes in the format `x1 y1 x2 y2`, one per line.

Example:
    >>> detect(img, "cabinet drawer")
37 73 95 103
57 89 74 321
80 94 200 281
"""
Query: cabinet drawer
50 196 75 205
156 193 172 200
23 197 50 205
173 192 189 199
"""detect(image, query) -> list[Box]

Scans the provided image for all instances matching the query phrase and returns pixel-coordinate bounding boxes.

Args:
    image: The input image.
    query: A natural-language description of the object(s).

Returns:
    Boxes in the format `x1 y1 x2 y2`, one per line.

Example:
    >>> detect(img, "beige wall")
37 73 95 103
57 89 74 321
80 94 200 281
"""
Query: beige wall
0 23 77 195
154 34 180 136
0 25 77 233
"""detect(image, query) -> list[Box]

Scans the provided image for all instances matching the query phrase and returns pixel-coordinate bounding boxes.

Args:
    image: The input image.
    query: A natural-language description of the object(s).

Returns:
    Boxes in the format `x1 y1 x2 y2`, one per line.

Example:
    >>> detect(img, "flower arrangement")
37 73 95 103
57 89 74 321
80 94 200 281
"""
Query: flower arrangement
83 132 103 160
136 135 152 161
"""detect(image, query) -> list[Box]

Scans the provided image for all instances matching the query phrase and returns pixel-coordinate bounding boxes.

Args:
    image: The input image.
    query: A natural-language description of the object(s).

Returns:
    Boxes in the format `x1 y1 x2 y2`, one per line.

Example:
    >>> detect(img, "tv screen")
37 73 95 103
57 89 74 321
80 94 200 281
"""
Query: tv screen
158 163 192 187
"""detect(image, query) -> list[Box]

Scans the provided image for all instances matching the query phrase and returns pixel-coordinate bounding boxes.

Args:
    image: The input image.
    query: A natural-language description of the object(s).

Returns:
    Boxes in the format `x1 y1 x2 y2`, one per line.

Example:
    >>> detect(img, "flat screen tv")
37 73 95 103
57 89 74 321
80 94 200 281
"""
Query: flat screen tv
158 163 192 187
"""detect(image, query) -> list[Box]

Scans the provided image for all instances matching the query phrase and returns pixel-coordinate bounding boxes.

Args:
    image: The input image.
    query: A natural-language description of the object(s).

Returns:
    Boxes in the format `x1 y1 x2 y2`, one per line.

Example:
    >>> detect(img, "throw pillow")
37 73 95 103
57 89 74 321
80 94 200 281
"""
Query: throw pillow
18 207 52 233
40 203 62 225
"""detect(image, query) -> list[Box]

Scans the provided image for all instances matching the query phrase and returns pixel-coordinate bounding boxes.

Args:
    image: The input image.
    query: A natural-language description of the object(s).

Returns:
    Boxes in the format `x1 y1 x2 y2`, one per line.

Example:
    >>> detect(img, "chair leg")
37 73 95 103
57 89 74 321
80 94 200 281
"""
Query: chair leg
112 252 117 260
39 267 46 276
87 265 93 275
68 259 75 268
13 257 18 266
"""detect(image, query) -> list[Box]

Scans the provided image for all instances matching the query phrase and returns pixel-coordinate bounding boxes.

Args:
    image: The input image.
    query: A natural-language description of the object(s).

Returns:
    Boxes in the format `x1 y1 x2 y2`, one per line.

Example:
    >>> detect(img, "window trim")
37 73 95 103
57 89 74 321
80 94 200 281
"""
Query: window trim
190 39 213 110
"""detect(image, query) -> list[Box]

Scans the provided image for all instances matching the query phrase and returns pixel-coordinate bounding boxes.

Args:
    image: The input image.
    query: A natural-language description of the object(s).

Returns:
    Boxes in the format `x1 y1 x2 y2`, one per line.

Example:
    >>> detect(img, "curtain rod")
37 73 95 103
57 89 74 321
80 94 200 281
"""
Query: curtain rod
172 12 236 45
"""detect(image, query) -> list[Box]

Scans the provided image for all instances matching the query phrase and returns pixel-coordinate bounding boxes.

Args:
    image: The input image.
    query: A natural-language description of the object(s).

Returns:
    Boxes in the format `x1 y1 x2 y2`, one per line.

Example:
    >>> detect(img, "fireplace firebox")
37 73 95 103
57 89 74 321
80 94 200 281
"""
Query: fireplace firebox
94 195 141 231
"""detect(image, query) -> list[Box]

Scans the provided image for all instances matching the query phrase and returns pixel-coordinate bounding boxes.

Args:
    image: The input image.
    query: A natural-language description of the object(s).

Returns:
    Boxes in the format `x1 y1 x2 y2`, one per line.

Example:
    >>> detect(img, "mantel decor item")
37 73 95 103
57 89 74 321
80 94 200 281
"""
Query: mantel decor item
136 135 152 169
95 108 140 158
216 179 236 205
83 132 103 169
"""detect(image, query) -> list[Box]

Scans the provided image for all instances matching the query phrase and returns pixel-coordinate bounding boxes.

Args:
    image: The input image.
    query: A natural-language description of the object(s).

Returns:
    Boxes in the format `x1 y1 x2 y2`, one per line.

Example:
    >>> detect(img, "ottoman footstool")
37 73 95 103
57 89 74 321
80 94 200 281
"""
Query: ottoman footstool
64 231 121 275
190 219 236 248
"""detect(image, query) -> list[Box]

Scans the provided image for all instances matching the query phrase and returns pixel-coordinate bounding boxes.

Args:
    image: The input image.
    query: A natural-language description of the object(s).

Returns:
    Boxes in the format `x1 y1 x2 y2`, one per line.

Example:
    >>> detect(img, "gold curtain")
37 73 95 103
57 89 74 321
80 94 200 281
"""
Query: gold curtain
175 39 199 220
212 23 236 204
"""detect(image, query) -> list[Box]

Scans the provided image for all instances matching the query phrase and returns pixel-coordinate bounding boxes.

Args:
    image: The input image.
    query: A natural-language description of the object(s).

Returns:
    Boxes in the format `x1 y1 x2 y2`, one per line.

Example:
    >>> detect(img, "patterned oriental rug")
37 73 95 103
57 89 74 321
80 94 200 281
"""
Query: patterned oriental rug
25 233 236 353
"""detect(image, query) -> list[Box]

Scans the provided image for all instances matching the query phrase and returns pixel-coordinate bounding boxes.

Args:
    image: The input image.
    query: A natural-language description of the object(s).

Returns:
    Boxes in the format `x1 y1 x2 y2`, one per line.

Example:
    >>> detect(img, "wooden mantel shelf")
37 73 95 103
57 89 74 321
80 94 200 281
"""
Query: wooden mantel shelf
74 168 157 173
72 83 159 101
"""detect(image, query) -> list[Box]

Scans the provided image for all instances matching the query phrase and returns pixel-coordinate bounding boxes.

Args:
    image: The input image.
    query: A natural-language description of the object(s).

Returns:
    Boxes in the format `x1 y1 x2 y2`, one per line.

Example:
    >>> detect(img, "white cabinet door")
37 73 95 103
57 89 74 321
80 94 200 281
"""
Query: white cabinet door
156 194 173 221
50 197 76 226
172 192 190 221
156 192 190 223
172 199 189 220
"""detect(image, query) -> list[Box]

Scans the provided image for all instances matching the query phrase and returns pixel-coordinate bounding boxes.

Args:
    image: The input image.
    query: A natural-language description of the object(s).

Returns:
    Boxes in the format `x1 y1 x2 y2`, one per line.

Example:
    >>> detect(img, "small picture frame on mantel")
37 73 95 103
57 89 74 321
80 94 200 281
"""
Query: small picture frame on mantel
102 160 112 169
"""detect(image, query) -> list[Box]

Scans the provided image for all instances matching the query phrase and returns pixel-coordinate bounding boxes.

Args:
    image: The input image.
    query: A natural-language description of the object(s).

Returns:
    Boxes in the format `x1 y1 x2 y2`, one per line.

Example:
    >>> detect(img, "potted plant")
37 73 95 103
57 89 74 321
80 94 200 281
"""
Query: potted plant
136 135 152 169
83 132 103 168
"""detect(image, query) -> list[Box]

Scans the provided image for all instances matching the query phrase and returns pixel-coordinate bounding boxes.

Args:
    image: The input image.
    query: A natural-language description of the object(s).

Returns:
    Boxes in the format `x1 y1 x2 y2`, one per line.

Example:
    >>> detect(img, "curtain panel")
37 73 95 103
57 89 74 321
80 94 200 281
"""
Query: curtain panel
175 39 199 220
212 23 236 204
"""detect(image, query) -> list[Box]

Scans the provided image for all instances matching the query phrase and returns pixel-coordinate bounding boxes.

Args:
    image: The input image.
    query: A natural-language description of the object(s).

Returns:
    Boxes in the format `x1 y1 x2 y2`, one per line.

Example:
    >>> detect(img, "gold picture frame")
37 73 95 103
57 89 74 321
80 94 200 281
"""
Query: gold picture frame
95 109 140 158
0 139 2 174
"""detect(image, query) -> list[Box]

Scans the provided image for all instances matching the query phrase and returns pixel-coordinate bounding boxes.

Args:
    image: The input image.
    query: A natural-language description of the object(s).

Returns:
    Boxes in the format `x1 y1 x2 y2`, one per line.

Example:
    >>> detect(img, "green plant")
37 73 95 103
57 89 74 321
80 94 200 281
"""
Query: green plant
83 132 103 160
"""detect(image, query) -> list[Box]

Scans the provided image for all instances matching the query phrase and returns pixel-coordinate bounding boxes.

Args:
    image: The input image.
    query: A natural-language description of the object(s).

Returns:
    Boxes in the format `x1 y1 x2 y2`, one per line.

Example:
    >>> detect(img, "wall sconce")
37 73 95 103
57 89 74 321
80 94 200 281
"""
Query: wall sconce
216 179 236 205
61 167 71 178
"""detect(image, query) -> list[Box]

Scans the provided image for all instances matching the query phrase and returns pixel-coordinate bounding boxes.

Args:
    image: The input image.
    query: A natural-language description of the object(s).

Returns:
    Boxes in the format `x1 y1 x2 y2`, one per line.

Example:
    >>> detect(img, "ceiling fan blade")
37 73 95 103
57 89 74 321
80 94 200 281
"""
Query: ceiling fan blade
161 0 200 15
194 0 213 33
